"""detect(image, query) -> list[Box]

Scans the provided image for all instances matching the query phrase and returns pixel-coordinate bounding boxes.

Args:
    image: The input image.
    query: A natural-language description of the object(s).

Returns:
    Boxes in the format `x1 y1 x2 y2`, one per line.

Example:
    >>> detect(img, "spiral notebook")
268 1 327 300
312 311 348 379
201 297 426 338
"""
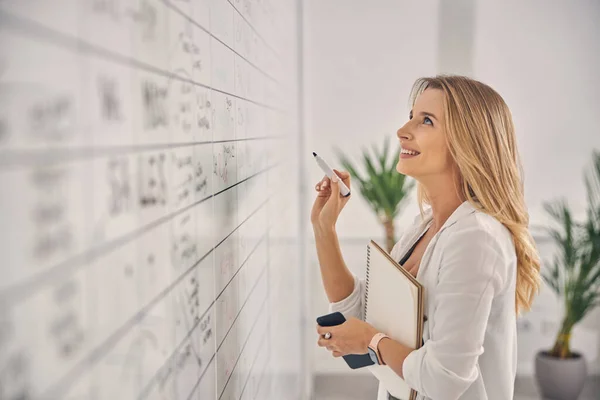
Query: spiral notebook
365 240 425 400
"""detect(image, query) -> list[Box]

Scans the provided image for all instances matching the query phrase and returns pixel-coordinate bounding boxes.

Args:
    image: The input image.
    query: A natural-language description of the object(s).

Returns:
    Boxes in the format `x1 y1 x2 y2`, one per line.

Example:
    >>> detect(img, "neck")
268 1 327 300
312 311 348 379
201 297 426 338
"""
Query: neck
421 175 465 233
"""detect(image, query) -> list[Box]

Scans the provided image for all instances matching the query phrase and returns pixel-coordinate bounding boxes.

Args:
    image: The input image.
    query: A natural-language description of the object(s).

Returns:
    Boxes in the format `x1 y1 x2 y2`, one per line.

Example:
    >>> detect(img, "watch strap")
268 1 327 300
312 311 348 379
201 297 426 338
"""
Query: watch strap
368 332 389 365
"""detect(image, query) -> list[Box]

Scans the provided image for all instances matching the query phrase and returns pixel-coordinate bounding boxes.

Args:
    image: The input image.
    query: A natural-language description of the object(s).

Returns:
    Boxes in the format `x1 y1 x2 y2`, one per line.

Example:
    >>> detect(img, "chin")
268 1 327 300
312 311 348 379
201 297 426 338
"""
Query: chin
396 161 414 178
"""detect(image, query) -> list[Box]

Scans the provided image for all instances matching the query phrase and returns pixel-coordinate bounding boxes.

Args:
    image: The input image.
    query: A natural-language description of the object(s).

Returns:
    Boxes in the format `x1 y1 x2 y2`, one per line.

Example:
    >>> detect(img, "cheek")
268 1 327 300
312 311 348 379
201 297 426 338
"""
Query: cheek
431 148 453 173
395 134 452 175
437 148 453 168
420 154 447 174
405 143 452 175
427 136 452 168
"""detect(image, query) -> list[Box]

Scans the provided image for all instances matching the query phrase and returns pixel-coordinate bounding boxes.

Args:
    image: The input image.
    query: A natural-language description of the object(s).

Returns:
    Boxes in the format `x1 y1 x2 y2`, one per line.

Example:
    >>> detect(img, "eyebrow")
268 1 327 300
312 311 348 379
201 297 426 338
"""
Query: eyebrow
409 110 439 121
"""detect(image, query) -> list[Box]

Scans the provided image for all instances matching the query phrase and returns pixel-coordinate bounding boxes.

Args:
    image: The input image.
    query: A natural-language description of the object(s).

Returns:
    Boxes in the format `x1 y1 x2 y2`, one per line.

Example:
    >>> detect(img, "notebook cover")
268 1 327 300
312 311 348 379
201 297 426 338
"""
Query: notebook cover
365 240 424 400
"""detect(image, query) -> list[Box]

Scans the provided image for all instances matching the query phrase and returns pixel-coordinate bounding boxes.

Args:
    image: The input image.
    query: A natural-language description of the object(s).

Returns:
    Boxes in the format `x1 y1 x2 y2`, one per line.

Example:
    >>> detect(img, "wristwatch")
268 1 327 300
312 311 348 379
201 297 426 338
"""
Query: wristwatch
368 332 389 365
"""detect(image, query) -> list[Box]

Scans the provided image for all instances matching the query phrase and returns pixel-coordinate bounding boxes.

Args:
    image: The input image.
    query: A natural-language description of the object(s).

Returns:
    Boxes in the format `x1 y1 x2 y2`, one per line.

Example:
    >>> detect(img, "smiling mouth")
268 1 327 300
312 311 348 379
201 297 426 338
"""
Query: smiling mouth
400 149 420 157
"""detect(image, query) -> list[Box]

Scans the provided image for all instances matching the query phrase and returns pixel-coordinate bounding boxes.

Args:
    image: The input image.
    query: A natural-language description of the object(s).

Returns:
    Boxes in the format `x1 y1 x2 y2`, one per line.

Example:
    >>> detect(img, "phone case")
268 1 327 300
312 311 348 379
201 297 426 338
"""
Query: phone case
316 312 374 369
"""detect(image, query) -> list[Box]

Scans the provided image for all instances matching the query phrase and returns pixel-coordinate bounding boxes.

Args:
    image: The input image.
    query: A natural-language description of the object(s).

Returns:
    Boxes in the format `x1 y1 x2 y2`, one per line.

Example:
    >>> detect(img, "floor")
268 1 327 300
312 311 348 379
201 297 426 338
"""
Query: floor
313 374 600 400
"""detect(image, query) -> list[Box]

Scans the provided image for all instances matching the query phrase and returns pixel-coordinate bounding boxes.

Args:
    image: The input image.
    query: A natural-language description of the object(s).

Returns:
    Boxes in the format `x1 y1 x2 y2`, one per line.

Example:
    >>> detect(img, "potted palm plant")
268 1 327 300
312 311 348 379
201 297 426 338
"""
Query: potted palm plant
535 150 600 400
334 136 415 252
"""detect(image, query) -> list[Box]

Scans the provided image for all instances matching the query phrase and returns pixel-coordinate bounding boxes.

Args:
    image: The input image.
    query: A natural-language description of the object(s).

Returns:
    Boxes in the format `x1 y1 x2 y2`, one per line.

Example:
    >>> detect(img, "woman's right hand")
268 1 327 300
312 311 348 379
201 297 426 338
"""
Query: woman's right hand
310 169 352 230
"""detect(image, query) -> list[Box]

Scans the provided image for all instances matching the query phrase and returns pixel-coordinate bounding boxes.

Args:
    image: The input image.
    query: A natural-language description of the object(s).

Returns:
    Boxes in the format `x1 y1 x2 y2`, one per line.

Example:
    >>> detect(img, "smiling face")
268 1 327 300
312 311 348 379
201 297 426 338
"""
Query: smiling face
396 88 455 182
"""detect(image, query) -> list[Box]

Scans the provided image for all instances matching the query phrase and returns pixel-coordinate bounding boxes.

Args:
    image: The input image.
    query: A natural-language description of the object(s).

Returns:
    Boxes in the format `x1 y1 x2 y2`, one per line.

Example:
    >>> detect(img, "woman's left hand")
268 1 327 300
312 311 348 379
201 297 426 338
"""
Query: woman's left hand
316 317 378 357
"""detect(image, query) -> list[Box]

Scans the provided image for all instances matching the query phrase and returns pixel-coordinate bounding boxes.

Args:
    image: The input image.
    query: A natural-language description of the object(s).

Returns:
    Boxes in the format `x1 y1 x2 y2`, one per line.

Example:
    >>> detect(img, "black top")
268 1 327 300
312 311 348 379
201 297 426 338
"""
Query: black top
399 228 428 266
399 236 420 266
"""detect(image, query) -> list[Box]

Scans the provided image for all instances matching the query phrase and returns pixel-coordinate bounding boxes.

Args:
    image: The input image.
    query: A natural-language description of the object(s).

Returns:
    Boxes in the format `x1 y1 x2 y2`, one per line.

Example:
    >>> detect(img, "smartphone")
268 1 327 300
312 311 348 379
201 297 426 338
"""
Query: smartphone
316 312 374 369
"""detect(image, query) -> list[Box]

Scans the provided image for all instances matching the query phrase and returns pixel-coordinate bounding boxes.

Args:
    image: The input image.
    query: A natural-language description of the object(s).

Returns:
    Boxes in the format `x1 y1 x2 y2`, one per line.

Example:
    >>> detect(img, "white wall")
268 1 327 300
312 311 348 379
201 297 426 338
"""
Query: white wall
472 0 600 375
303 0 440 241
473 0 600 227
304 0 600 377
303 0 440 376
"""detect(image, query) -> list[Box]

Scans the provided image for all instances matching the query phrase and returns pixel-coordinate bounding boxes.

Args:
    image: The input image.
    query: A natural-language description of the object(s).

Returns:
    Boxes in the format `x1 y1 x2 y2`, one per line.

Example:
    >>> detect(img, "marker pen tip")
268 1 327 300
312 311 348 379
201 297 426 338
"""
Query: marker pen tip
312 152 317 157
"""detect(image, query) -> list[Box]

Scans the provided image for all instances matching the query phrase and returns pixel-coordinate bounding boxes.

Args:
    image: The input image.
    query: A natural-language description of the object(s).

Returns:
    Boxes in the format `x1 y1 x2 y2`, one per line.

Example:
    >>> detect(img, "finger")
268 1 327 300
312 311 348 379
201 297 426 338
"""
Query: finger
316 325 332 336
332 351 343 358
326 174 342 205
316 324 324 334
332 169 350 179
325 341 339 351
333 169 351 192
315 176 330 191
318 338 329 347
317 188 332 198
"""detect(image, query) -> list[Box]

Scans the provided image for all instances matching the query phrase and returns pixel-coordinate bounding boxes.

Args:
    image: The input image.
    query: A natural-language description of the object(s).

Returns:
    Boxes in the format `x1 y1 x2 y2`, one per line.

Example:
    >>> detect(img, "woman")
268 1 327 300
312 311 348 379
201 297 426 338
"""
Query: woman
311 75 541 400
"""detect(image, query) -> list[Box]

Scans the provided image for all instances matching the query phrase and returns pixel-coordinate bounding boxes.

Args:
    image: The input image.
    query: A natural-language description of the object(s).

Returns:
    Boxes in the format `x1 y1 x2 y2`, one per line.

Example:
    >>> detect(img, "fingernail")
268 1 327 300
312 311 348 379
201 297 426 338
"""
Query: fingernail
332 175 338 183
322 180 329 188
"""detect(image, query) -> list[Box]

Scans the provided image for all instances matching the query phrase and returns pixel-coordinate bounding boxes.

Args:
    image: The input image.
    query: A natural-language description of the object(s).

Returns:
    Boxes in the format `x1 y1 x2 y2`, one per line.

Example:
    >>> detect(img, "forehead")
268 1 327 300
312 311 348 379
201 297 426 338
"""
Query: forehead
413 88 444 118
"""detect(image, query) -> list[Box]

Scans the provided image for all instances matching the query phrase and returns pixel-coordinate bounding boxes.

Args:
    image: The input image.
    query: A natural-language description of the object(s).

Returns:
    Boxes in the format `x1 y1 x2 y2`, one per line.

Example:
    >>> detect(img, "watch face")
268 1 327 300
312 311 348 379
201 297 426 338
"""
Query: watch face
368 348 379 364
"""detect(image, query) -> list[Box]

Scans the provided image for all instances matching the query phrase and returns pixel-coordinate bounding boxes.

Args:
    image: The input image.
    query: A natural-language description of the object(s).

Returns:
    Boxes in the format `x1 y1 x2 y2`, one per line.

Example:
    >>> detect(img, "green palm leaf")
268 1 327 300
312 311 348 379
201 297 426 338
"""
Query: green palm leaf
333 138 415 251
544 150 600 358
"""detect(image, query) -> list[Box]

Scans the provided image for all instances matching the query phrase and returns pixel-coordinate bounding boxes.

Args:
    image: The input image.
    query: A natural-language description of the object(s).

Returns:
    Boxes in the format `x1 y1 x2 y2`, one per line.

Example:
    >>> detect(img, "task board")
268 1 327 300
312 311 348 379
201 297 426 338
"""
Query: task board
0 0 303 399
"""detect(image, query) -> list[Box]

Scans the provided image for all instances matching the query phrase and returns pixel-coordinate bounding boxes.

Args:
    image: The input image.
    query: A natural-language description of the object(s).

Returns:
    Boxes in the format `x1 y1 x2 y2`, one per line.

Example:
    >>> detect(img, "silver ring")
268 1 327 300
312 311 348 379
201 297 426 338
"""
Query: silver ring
324 332 332 340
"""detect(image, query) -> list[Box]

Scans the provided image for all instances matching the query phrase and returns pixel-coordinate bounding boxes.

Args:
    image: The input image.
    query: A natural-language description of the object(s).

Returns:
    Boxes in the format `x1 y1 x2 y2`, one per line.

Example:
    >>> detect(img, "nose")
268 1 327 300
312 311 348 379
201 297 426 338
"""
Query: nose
396 121 413 141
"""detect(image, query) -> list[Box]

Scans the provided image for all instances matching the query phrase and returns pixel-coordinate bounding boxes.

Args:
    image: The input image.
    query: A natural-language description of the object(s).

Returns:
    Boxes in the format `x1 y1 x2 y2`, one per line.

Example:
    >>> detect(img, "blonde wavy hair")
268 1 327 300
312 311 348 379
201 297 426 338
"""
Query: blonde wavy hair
409 75 541 315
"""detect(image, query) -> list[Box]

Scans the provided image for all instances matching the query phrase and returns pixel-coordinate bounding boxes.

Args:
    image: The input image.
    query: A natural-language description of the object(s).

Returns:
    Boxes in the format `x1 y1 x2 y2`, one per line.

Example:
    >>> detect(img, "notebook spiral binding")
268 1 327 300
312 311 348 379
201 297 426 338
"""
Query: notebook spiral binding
365 244 371 320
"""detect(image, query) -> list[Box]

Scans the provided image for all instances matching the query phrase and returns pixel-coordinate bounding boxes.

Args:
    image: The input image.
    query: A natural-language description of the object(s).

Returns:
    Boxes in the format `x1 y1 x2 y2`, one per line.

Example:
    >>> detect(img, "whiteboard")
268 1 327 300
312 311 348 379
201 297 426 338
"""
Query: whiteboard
0 0 304 399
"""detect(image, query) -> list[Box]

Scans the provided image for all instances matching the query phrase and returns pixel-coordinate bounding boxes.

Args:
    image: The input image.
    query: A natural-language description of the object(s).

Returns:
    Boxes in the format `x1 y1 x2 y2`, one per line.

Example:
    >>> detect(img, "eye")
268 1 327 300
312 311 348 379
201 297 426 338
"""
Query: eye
424 116 433 125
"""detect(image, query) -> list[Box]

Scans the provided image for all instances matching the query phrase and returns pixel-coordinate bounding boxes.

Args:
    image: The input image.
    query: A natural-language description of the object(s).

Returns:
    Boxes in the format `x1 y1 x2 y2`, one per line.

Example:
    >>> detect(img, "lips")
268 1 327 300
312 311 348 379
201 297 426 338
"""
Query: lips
400 148 420 156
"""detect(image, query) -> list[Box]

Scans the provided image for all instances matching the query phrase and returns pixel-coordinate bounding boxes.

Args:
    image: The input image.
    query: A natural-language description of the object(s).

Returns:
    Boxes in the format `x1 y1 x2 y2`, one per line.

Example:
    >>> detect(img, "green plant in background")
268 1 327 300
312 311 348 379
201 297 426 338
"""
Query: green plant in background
542 150 600 359
334 136 415 252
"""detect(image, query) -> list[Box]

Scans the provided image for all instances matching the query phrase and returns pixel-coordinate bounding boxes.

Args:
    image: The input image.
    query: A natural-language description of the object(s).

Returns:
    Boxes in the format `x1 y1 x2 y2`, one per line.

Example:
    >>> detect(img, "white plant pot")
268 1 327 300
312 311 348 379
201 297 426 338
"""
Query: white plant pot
534 350 587 400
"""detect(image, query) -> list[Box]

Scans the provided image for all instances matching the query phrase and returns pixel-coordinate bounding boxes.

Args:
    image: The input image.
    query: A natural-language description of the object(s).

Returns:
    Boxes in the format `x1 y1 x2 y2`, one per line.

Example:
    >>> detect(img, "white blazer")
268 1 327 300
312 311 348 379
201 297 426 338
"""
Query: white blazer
328 200 518 400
